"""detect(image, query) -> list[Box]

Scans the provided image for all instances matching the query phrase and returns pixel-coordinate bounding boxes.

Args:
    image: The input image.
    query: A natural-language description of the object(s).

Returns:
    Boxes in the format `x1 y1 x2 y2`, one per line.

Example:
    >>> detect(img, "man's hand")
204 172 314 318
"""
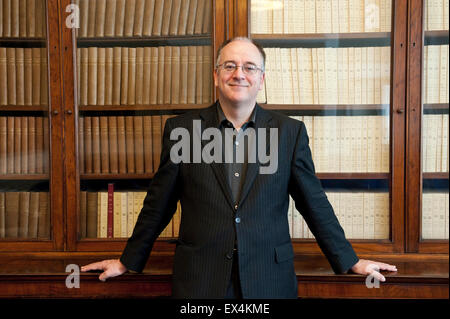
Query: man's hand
351 259 397 282
81 259 128 282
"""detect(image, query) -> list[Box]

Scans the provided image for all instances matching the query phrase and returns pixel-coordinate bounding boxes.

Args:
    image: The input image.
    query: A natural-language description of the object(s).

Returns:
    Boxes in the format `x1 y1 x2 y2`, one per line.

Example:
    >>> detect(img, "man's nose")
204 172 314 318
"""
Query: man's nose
231 65 246 78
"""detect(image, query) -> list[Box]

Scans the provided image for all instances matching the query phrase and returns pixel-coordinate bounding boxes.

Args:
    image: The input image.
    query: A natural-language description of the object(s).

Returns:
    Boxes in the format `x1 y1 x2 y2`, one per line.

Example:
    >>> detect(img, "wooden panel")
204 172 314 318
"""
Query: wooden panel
0 254 446 298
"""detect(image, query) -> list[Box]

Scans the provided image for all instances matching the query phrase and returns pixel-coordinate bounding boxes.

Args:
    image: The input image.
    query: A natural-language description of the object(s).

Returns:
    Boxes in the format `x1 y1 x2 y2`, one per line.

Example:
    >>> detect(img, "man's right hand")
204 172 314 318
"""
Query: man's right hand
81 259 128 282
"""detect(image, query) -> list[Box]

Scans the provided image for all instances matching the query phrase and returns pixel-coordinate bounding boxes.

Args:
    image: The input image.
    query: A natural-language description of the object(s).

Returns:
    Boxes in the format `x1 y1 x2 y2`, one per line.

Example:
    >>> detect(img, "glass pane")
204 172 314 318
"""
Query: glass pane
0 0 50 239
251 0 392 240
421 0 449 240
73 0 212 239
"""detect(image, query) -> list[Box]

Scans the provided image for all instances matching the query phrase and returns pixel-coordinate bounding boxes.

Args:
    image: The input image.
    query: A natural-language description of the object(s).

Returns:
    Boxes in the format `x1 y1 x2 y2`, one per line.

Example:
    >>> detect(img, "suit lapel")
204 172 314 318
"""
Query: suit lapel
237 104 273 208
199 104 235 211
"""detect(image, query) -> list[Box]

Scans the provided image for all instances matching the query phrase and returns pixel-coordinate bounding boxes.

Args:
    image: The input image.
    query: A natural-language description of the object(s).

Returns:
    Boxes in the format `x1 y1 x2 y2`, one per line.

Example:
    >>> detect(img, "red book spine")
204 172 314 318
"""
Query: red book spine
107 183 114 238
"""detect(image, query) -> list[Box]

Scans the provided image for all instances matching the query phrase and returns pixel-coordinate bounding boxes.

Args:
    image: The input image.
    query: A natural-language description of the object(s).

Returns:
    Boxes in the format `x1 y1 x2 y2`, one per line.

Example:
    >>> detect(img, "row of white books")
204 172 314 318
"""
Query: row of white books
290 115 389 173
422 114 449 173
424 0 450 31
79 190 182 239
251 0 392 33
423 45 449 104
80 190 146 238
258 47 391 105
289 192 390 239
422 192 449 240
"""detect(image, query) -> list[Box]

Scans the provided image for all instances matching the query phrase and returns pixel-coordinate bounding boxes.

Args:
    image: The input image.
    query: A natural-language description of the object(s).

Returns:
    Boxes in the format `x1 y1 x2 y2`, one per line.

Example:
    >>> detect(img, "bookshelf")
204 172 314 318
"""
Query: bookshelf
68 0 216 248
0 0 65 251
243 0 448 255
419 0 449 249
0 0 448 299
248 0 398 253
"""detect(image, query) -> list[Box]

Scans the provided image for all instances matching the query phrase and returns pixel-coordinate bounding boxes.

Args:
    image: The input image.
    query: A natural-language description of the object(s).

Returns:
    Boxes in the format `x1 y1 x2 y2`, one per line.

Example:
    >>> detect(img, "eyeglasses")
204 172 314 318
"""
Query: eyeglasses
216 62 264 76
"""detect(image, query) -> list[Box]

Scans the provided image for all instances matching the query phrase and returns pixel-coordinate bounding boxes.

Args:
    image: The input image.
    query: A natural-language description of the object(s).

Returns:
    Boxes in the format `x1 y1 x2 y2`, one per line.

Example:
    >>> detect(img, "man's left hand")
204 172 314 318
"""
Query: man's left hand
351 259 397 282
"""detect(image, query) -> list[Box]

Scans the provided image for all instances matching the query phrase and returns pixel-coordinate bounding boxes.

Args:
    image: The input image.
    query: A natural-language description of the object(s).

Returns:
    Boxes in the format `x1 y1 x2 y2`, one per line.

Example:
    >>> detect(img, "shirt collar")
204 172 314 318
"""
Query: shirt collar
216 103 257 129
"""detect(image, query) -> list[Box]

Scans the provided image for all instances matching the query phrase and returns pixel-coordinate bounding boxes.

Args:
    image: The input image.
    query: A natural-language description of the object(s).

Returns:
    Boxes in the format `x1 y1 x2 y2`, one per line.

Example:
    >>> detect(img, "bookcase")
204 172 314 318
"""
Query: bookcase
241 0 449 257
0 0 448 299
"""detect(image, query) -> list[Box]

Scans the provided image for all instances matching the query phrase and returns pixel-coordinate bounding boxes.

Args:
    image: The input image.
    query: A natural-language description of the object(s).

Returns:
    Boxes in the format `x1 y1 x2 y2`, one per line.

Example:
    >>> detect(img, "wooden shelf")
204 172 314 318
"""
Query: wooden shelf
78 103 211 112
424 30 449 45
252 32 391 47
423 103 449 113
261 104 389 111
76 34 212 48
0 253 446 299
78 172 389 181
77 103 448 113
316 173 389 180
423 172 449 180
0 105 48 112
0 174 49 181
80 173 155 180
0 38 47 47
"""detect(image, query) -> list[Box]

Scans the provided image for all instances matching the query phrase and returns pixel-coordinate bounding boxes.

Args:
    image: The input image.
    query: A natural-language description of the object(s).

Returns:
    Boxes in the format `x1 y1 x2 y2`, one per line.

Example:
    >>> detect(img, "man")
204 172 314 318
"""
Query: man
81 37 397 298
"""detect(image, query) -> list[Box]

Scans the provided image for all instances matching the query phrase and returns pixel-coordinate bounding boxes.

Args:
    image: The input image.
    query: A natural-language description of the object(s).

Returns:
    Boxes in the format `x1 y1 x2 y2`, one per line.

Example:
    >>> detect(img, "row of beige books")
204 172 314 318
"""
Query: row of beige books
290 115 389 173
0 47 49 106
0 192 50 239
422 192 449 240
251 0 392 34
289 192 390 239
79 190 181 238
76 46 213 106
423 45 449 104
0 0 47 38
424 0 450 31
78 115 174 175
0 116 49 175
75 0 212 38
258 47 391 105
422 114 449 173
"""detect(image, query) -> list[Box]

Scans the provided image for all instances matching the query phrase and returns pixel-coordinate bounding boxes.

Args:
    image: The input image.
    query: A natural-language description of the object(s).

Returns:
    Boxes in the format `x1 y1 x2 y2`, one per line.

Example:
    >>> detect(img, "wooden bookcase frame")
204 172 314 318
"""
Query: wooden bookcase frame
0 0 447 260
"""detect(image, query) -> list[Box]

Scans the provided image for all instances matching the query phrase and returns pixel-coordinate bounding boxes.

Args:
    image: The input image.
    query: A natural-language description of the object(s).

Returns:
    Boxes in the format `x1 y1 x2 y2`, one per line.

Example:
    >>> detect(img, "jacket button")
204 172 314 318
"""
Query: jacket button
235 217 241 223
226 253 233 260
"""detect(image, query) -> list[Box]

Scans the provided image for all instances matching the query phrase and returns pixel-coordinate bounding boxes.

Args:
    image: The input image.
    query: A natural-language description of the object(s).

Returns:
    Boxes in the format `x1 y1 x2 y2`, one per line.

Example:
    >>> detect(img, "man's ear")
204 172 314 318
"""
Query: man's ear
213 69 219 87
259 72 265 90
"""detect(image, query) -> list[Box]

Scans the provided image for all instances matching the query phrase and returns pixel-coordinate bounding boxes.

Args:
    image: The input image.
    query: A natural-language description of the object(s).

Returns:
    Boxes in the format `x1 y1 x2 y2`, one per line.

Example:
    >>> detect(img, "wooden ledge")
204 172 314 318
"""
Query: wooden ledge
0 253 447 299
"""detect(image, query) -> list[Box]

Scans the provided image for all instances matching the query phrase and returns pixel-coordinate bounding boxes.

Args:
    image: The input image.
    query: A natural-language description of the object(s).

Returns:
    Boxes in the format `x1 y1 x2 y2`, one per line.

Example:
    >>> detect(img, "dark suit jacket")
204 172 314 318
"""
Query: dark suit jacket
120 102 359 299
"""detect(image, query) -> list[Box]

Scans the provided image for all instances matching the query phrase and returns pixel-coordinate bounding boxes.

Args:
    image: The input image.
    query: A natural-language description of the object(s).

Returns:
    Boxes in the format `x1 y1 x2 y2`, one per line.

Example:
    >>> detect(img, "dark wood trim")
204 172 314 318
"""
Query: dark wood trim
405 0 422 254
60 0 79 252
76 35 211 48
0 174 49 180
0 105 49 111
78 172 390 181
0 254 446 299
213 0 226 100
79 103 212 111
252 32 391 40
389 0 407 254
422 172 449 179
46 0 65 251
261 104 389 111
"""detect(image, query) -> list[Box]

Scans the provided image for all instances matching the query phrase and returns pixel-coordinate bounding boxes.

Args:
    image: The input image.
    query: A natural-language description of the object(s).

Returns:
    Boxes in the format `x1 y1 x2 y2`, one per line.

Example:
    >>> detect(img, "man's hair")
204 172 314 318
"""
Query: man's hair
215 37 266 72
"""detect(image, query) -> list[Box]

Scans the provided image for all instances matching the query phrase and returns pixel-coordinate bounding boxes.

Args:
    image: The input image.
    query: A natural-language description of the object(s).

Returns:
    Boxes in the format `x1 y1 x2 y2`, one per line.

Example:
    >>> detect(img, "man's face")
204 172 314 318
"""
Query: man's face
214 40 265 106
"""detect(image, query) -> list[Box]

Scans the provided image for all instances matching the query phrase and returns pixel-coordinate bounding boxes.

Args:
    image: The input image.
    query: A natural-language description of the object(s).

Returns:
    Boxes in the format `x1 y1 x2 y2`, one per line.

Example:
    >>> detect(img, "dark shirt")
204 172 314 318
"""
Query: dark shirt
216 104 257 206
